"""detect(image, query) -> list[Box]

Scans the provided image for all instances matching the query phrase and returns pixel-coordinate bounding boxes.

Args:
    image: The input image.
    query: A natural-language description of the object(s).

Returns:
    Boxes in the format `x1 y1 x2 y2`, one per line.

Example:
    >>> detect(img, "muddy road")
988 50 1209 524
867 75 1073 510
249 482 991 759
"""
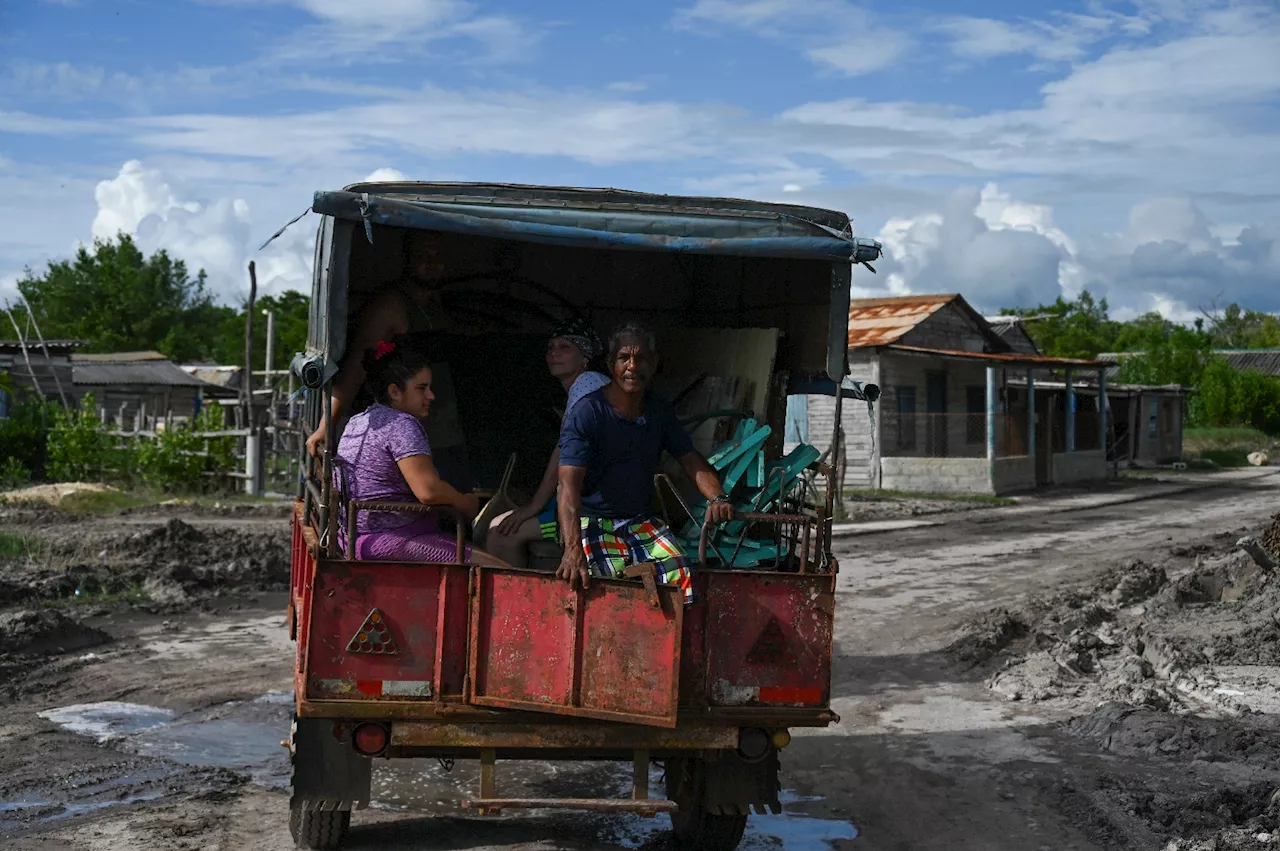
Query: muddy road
1 472 1278 850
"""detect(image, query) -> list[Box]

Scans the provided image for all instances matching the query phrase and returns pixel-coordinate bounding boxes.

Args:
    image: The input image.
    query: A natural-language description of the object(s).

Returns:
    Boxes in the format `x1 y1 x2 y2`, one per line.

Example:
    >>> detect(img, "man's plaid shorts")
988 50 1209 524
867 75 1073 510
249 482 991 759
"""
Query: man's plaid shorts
577 514 695 605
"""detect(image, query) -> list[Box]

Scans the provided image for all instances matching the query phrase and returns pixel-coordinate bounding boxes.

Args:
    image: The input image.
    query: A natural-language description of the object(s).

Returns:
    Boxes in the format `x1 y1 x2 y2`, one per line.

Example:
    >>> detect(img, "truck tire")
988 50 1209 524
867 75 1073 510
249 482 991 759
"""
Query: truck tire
289 807 350 850
665 758 748 851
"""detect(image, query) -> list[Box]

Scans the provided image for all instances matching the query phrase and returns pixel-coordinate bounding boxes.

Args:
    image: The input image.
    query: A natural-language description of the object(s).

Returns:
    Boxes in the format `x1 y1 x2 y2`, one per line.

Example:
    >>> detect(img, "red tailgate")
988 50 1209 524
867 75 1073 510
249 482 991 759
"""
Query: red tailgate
468 567 684 728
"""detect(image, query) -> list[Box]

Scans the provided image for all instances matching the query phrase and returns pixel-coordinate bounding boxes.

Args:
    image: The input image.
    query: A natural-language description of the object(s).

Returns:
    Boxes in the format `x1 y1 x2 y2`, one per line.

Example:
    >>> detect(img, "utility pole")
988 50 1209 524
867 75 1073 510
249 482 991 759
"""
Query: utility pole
2 302 45 401
263 307 276 423
20 297 70 410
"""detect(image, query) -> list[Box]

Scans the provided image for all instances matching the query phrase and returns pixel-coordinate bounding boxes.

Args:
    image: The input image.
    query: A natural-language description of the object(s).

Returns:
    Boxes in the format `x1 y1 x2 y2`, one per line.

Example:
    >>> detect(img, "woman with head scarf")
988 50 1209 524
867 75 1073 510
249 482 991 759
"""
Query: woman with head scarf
486 319 611 568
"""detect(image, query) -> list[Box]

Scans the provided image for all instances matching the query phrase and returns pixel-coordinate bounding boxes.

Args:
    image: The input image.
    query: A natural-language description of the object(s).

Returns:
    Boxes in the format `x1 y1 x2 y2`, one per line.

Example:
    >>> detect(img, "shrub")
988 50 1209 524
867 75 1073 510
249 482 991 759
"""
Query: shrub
0 397 58 479
46 394 134 483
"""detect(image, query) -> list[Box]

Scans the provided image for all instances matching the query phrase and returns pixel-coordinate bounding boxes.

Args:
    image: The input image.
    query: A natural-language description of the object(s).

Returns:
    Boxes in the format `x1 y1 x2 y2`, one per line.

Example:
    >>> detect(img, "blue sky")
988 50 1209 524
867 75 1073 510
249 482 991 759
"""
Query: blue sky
1 0 1277 318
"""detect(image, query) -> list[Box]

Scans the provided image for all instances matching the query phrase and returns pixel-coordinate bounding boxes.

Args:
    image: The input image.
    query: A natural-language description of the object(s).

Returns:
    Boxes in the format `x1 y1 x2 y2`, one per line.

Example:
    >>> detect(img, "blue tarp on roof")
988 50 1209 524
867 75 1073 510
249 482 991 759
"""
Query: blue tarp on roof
312 190 882 264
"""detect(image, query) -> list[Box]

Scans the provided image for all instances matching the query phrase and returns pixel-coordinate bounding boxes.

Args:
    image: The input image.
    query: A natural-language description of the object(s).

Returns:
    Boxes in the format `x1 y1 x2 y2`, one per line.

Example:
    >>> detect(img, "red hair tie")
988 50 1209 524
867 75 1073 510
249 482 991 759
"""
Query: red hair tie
374 340 396 360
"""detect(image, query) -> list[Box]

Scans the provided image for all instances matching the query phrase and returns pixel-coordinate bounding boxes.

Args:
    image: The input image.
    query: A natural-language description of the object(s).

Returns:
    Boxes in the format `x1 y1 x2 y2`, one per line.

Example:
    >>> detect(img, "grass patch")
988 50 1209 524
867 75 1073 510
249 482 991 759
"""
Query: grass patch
1182 426 1275 468
1196 448 1254 468
0 530 44 558
845 488 1016 506
53 490 153 514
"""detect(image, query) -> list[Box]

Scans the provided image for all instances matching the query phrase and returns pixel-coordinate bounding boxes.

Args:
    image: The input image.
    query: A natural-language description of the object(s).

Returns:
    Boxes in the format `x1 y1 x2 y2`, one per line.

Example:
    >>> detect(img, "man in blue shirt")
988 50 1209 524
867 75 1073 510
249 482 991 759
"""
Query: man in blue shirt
556 322 734 604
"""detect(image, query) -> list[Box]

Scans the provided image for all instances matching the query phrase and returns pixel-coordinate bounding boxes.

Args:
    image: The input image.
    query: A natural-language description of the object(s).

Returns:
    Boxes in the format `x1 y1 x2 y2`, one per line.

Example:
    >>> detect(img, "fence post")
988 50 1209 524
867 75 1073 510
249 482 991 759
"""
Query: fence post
245 427 265 496
986 365 997 491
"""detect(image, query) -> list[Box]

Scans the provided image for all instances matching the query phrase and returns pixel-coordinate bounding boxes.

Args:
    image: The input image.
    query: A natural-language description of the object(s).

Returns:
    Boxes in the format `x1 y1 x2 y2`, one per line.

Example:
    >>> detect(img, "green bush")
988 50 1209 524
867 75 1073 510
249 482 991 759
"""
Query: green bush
134 405 237 493
46 394 134 483
0 457 30 490
0 397 58 479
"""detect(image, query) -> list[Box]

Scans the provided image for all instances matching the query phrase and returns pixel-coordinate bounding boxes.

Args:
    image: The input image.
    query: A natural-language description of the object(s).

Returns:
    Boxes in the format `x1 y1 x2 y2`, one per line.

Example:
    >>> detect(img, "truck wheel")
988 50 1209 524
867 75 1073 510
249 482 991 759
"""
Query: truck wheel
665 758 748 851
289 807 350 850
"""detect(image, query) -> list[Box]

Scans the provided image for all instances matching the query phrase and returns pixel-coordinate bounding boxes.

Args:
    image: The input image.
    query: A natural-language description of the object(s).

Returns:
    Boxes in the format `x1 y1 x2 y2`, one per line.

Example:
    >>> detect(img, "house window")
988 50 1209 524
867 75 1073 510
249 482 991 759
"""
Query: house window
1148 399 1159 439
966 386 986 445
896 387 917 450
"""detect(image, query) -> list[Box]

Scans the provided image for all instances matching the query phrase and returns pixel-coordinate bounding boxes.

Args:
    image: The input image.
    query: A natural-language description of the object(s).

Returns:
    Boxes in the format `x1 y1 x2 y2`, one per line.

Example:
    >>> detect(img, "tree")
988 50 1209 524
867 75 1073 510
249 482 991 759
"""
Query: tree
16 233 311 368
1003 290 1125 359
18 233 225 362
1204 303 1280 349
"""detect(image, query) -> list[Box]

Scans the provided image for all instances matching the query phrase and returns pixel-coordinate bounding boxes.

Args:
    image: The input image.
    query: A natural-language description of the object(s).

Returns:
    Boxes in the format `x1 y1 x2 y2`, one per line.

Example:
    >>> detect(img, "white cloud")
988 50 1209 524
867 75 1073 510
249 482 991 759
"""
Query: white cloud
867 184 1071 310
362 167 409 183
123 87 720 166
90 161 310 300
673 0 911 76
863 184 1280 315
806 31 912 77
209 0 540 63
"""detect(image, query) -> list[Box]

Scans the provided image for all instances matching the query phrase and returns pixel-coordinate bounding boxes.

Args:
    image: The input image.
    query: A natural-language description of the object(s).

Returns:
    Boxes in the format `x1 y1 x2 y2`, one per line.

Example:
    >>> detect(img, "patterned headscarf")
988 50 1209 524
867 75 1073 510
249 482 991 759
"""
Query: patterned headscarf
551 317 602 360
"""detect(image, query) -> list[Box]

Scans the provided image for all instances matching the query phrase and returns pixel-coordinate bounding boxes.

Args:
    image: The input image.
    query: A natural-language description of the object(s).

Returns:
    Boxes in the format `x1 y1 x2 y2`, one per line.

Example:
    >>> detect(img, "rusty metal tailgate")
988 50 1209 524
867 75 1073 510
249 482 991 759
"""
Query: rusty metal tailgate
468 567 684 728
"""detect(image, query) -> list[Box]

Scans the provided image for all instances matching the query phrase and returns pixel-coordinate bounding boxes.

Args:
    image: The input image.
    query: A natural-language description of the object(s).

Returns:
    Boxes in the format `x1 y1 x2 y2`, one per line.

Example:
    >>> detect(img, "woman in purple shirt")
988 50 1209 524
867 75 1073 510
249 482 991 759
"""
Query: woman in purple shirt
336 336 508 565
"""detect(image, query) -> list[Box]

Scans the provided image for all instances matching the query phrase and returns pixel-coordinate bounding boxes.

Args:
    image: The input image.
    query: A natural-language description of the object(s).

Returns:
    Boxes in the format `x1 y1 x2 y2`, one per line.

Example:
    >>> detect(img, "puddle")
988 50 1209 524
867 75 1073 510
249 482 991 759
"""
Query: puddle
39 695 857 847
373 759 857 849
37 702 176 741
39 694 292 789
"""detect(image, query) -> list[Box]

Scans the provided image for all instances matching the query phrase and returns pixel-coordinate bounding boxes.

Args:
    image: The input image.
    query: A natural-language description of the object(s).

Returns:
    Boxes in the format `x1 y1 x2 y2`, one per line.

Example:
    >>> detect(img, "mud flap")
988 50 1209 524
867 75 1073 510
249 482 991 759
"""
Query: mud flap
290 718 372 812
686 750 782 816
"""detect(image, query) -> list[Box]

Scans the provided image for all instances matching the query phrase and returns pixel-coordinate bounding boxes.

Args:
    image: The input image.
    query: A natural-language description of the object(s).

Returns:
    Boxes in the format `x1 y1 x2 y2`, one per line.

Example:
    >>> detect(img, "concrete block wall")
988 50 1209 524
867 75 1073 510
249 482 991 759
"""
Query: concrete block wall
1053 450 1107 484
992 456 1036 494
804 350 878 488
879 457 994 495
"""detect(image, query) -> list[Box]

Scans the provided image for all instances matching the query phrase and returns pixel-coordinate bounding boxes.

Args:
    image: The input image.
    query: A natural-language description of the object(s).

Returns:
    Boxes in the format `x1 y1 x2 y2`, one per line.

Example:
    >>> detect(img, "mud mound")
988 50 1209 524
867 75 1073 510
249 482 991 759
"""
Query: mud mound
946 560 1165 671
945 609 1029 666
1068 703 1280 765
1263 512 1280 560
0 518 289 608
1138 783 1278 841
0 609 110 656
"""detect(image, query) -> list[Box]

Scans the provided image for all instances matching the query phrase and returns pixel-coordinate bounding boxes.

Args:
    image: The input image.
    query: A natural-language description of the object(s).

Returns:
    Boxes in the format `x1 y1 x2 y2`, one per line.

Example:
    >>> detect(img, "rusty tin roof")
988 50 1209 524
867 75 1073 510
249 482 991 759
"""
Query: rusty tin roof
847 294 961 349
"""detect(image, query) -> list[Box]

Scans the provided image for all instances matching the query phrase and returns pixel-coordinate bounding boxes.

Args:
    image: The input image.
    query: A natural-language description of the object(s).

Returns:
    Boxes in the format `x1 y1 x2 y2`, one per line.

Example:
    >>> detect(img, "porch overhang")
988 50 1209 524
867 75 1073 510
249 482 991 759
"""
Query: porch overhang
883 344 1114 369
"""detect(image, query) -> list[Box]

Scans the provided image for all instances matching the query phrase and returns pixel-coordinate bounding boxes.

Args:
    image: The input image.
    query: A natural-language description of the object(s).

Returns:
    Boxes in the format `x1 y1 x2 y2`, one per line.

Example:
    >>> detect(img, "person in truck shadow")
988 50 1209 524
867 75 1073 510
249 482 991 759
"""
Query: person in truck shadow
555 322 734 605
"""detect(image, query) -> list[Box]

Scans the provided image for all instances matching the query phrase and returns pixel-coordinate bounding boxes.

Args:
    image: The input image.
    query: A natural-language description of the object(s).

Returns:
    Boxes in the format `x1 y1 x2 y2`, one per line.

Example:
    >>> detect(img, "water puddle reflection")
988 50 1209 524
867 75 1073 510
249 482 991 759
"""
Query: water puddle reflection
38 694 857 847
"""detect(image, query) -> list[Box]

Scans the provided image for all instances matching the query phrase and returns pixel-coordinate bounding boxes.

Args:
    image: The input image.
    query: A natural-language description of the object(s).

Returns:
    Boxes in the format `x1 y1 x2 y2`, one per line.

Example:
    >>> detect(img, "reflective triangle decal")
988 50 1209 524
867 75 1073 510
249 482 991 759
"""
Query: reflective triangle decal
746 617 796 665
346 608 399 655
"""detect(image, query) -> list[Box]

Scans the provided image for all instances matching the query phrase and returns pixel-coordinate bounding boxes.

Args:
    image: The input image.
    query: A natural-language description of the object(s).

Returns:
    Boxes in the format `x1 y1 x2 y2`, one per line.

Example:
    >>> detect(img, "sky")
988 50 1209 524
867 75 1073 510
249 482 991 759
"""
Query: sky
0 0 1277 320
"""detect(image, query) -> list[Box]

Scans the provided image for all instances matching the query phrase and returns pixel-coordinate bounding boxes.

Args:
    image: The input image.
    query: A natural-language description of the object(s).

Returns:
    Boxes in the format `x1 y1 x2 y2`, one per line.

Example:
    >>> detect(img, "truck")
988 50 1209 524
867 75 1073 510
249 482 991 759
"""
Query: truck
286 181 882 850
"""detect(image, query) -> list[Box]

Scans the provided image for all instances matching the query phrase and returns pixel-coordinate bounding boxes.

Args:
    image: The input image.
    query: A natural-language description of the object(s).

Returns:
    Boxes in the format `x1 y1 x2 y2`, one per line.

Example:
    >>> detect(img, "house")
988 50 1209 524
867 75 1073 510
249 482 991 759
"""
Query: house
71 351 226 428
0 339 84 415
1029 379 1191 467
984 315 1044 355
789 294 1115 496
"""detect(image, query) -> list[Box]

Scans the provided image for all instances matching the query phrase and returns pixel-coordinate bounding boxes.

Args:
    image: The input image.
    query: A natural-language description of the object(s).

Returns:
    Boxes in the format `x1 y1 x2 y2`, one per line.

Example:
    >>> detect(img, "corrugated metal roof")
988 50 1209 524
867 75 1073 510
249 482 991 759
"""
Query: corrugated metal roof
887 344 1114 368
73 359 209 387
847 294 959 348
73 351 168 363
0 339 87 354
1100 349 1280 379
1218 349 1280 376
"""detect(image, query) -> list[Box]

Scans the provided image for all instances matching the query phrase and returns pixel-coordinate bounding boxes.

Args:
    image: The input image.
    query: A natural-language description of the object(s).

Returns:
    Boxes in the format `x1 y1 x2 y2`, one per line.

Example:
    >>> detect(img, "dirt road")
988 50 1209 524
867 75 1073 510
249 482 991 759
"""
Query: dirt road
2 471 1278 850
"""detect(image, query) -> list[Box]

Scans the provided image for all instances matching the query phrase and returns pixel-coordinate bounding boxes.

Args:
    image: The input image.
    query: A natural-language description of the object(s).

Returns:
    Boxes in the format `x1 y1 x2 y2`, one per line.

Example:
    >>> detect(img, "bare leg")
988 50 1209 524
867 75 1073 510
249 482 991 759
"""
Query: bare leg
486 510 545 569
468 546 515 569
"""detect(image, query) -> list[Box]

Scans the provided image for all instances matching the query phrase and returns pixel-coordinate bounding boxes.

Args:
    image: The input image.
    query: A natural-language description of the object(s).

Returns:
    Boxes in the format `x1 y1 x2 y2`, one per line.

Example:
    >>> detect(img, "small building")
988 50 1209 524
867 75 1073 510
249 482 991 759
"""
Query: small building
71 351 222 428
0 339 84 415
789 294 1115 496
